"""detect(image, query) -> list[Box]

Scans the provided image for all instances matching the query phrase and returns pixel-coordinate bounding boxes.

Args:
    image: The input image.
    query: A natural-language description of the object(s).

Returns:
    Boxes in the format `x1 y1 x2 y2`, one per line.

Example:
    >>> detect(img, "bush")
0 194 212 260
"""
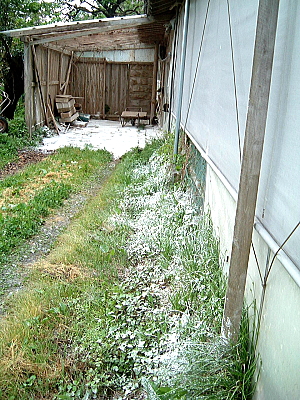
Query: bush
0 98 44 169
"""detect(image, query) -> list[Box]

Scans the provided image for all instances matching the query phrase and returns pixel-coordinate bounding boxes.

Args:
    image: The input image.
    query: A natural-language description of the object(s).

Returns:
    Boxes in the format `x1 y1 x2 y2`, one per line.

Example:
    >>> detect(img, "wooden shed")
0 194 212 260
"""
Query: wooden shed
2 14 173 132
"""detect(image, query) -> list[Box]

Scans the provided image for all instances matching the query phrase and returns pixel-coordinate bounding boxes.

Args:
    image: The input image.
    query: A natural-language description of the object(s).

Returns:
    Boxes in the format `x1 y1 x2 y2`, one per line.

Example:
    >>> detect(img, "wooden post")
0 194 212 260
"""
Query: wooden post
150 43 159 123
62 51 73 95
221 0 280 342
32 44 48 126
24 42 33 137
46 47 50 120
47 103 59 134
59 52 64 93
126 63 130 110
102 59 106 118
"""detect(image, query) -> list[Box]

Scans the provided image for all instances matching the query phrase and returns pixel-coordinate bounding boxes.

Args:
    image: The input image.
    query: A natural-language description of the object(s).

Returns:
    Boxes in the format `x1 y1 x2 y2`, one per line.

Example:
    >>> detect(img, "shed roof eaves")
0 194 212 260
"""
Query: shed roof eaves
0 14 152 39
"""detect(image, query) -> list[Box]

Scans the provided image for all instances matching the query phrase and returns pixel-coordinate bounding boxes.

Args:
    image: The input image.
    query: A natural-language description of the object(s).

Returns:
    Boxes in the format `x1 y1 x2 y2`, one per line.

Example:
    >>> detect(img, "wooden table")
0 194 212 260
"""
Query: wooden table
120 110 148 126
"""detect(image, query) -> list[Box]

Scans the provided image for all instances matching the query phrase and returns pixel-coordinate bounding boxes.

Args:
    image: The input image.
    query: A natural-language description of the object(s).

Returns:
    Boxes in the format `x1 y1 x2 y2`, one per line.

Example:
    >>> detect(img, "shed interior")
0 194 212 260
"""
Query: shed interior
3 13 175 131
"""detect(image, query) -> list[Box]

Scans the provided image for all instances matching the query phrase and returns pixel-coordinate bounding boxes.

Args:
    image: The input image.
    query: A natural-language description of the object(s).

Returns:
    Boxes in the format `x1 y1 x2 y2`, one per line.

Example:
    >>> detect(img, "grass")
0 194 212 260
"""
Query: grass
0 146 112 265
0 135 257 399
0 98 43 169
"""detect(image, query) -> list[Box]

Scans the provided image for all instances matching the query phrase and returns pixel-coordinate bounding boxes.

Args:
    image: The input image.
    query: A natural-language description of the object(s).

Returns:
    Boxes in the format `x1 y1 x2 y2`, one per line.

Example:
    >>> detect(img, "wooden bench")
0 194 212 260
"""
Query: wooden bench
120 108 149 126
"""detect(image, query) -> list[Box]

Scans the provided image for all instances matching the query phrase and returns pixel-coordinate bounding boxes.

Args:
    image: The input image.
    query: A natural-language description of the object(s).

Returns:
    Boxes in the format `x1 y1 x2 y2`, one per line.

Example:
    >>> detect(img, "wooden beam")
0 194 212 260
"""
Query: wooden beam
44 42 155 54
46 47 50 117
221 0 280 342
24 43 33 137
59 52 64 90
24 19 157 48
102 59 106 118
150 43 159 123
32 45 48 126
47 103 59 134
62 52 74 95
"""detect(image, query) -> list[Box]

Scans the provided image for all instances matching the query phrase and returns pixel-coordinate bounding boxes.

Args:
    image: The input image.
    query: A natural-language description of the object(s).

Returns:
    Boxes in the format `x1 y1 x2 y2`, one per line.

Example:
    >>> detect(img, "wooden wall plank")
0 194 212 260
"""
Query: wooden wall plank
70 58 104 115
69 60 153 117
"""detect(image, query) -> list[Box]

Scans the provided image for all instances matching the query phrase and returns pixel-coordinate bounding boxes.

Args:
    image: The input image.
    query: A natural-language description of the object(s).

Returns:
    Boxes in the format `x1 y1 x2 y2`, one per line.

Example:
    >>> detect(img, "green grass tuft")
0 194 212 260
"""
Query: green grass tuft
0 134 257 399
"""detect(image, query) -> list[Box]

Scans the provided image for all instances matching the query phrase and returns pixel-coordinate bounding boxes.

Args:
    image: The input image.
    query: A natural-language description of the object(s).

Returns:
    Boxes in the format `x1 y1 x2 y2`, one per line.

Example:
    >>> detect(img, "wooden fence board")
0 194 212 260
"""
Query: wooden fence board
25 45 154 127
70 59 105 115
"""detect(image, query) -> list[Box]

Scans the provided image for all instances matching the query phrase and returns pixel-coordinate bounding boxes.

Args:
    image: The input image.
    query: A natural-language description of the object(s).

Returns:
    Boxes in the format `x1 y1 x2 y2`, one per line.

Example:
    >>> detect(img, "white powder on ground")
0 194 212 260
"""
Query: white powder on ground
37 119 161 159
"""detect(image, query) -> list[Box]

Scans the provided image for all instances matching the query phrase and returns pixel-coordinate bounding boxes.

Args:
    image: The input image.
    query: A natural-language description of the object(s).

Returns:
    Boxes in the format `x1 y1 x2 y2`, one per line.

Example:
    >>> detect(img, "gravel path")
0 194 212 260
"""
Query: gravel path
0 161 117 315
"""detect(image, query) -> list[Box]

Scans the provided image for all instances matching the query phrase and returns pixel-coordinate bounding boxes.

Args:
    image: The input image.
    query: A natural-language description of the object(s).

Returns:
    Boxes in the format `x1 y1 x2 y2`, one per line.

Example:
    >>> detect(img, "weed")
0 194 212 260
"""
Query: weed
0 99 44 169
0 134 256 399
0 146 112 278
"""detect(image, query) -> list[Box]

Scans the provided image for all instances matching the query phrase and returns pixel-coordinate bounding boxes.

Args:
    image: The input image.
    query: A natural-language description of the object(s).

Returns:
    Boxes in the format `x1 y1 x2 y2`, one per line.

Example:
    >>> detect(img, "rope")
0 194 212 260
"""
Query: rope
264 220 300 284
168 5 180 132
183 0 211 132
182 0 242 167
251 242 264 286
226 0 242 162
254 221 300 351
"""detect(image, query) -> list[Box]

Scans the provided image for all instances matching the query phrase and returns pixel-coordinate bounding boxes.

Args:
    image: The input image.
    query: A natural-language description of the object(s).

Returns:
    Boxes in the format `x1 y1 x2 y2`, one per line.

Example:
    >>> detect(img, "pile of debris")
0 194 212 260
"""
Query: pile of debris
0 149 51 180
55 95 79 123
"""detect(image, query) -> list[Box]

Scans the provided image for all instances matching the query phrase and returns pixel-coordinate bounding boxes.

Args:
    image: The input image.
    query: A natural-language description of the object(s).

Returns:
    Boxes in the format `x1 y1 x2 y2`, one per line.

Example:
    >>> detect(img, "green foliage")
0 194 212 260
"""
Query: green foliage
0 99 43 169
0 135 256 399
0 0 62 110
0 146 112 264
0 0 61 31
145 310 257 400
62 0 144 20
0 181 71 253
5 98 28 137
0 0 60 67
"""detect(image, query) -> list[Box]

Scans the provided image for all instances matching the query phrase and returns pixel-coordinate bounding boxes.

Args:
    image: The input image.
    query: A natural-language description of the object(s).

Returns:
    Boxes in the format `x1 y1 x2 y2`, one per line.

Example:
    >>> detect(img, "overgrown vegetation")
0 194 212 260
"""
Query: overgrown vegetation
0 135 256 399
0 144 112 266
0 98 43 169
0 0 62 118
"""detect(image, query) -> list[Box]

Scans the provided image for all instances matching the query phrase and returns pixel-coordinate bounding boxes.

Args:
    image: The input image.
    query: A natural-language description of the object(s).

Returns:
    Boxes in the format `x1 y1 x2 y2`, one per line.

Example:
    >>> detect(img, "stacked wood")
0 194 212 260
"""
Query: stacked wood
56 95 79 123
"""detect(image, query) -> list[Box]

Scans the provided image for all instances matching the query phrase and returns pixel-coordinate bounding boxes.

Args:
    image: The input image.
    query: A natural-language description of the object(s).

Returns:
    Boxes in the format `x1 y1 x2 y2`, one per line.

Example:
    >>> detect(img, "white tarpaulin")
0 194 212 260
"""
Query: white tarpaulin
171 0 300 267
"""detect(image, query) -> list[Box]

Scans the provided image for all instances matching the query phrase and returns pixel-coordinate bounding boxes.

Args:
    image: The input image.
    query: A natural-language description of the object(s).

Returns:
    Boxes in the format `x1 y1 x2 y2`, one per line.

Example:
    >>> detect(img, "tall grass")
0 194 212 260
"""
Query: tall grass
0 135 256 399
0 146 112 265
0 98 43 169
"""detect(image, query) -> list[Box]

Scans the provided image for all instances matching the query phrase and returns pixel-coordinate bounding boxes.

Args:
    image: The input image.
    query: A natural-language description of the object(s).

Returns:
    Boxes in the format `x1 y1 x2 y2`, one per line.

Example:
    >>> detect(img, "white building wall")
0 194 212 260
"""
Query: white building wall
204 161 300 399
168 0 300 398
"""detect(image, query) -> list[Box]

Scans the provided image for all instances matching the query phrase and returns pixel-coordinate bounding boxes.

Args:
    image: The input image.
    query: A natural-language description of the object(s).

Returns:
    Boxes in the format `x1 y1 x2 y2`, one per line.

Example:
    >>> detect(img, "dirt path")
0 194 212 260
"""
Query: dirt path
0 149 52 180
0 160 117 314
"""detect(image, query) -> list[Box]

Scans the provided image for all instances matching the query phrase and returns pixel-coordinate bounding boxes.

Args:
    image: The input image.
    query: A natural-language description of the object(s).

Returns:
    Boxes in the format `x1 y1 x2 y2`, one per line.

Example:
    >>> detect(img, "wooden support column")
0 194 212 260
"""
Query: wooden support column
62 51 73 95
102 59 106 118
46 47 50 118
221 0 280 342
32 44 48 126
59 52 64 93
24 42 33 136
150 43 159 123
